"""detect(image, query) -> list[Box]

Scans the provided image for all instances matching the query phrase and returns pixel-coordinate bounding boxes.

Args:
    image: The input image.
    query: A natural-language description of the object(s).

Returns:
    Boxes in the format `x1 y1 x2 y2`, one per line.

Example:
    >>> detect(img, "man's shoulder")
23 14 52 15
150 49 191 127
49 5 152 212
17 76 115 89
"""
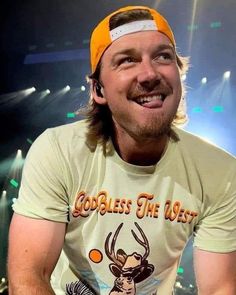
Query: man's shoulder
173 126 236 166
47 119 89 139
39 119 91 147
30 119 92 157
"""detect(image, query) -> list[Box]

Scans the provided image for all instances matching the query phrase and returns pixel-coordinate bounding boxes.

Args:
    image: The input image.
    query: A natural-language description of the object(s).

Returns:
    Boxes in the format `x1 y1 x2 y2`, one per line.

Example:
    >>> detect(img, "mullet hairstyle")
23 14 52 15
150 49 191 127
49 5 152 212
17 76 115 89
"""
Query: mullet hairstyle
82 9 189 146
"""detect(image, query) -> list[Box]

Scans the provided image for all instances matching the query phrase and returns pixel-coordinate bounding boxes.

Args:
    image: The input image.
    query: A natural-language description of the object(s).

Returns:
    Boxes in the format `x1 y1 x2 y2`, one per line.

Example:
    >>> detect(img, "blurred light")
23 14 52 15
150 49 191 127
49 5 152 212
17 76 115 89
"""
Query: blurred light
212 105 224 113
181 74 187 81
210 21 221 29
223 71 231 79
187 24 198 31
27 138 33 144
38 90 50 100
1 278 6 283
23 87 36 96
192 107 202 113
175 281 182 288
81 85 86 91
1 191 7 198
10 179 19 188
65 85 71 91
67 112 75 118
17 149 22 157
12 198 17 203
188 0 198 53
177 267 184 274
201 77 207 84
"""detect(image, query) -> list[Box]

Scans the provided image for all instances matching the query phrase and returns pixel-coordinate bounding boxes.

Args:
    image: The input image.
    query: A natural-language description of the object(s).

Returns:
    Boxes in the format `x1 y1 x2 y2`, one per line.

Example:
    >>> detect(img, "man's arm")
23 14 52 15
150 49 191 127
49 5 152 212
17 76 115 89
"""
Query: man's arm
8 213 66 295
194 247 236 295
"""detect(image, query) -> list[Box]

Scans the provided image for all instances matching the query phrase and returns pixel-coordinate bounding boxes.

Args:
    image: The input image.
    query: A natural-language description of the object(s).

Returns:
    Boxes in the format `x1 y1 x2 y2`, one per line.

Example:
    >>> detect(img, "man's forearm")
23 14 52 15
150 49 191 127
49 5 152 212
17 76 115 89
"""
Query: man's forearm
9 277 55 295
198 284 236 295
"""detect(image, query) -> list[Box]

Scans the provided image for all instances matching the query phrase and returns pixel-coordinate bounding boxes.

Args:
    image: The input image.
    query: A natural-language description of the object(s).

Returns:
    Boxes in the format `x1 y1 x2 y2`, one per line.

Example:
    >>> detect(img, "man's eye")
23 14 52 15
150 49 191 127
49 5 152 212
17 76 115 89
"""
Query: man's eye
155 52 174 64
118 57 136 65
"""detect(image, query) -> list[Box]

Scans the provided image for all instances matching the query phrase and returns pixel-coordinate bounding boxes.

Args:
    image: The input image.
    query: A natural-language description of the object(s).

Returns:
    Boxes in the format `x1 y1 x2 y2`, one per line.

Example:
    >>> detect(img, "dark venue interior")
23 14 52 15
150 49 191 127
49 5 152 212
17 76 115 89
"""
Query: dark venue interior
1 1 235 294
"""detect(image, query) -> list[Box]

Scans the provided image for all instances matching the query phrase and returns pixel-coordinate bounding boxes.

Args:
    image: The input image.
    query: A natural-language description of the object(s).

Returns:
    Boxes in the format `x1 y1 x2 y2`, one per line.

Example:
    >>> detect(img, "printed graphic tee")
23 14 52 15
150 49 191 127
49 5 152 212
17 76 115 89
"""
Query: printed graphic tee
13 120 236 295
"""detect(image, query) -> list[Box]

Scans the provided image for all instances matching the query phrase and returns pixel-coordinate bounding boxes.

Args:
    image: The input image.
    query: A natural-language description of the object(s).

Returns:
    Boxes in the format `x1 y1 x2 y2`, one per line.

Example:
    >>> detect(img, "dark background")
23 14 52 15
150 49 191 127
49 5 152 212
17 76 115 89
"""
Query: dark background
0 0 235 292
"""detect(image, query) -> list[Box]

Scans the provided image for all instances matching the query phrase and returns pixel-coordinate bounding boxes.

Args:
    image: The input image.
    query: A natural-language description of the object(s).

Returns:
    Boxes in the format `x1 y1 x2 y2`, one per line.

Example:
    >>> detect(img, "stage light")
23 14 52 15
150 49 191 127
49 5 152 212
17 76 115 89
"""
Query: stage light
201 77 207 84
181 74 187 81
1 191 7 198
187 24 198 31
210 22 221 29
24 87 37 96
223 71 231 79
67 112 75 118
27 138 33 144
192 107 202 113
17 149 22 158
177 267 184 274
81 86 86 91
187 0 198 52
10 179 19 188
175 281 182 288
65 85 71 91
212 105 224 113
38 89 50 99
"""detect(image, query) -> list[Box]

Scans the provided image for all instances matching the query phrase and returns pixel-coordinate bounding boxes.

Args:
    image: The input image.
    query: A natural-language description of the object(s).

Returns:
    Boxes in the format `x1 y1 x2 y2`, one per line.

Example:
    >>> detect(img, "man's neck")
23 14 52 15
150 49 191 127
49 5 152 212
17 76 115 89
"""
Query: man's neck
112 130 169 166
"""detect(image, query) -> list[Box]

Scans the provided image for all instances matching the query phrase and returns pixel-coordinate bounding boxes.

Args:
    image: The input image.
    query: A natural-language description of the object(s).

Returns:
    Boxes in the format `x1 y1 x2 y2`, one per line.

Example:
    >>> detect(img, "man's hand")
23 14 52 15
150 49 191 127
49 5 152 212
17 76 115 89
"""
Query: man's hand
8 213 66 295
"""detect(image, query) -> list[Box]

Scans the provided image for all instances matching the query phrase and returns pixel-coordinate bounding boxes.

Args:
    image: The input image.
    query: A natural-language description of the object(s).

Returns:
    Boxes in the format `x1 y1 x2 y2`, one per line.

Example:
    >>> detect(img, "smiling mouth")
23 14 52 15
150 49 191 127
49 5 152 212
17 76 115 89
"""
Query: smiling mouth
134 94 166 106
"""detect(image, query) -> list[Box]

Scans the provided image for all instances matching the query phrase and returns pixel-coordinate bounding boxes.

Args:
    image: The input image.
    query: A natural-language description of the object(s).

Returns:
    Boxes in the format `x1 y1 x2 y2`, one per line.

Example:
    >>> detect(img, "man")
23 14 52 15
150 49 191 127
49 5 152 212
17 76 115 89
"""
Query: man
8 5 236 295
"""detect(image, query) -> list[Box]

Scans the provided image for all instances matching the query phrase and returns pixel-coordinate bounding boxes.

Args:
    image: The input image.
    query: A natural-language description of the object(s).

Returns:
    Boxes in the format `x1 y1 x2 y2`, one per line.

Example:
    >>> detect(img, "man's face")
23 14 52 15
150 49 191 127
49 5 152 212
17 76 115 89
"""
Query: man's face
94 30 182 141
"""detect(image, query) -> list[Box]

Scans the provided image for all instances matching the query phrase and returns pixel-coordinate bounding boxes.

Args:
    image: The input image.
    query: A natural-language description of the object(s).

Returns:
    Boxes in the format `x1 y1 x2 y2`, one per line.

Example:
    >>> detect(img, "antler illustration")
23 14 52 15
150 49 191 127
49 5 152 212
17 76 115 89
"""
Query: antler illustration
105 222 154 295
105 223 124 267
131 222 150 261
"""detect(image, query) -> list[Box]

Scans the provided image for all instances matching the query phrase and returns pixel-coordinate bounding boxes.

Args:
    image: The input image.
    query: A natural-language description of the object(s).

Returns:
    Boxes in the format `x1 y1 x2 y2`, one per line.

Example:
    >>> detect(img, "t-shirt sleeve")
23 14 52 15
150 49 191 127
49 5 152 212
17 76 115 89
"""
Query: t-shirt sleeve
193 166 236 253
13 129 70 223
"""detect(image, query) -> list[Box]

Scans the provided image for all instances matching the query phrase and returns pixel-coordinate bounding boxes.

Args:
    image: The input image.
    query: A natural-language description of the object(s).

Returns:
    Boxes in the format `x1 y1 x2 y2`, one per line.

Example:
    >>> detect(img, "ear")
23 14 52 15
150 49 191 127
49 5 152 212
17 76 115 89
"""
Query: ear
91 79 107 105
109 264 122 277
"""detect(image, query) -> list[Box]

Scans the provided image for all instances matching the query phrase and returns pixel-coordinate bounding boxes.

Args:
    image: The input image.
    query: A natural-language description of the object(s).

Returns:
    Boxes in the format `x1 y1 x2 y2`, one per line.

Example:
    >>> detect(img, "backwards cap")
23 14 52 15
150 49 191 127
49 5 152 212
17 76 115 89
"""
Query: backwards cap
90 5 175 73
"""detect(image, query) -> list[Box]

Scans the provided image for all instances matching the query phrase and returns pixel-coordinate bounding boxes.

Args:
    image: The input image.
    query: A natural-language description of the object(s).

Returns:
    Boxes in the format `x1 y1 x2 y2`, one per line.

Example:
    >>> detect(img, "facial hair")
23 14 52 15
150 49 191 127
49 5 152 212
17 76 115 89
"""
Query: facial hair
124 79 177 140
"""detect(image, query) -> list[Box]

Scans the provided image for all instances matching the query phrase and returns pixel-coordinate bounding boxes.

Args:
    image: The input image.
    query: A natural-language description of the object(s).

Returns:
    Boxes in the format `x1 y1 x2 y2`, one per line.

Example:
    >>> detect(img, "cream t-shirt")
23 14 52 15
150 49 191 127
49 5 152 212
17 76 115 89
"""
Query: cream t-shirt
13 120 236 294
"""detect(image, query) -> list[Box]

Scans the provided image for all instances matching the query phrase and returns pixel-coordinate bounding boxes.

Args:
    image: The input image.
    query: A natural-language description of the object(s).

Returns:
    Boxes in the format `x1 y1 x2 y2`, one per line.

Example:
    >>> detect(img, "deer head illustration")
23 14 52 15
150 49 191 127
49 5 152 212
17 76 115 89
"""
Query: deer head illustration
105 222 154 295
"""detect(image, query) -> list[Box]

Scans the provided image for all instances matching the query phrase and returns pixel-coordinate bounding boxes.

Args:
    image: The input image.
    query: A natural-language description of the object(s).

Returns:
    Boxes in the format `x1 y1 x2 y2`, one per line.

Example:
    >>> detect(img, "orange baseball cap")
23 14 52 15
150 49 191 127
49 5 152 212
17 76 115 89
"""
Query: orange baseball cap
90 5 176 73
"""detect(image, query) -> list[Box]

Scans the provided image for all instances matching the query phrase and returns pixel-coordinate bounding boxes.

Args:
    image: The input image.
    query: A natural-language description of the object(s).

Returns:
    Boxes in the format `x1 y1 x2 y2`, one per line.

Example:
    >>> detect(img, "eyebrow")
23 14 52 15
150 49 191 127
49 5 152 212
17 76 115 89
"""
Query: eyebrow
155 44 175 53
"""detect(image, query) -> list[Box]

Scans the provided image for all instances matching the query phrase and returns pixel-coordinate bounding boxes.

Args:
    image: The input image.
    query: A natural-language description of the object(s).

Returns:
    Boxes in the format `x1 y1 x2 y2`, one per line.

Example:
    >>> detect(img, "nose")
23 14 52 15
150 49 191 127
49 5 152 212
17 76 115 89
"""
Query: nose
136 59 161 88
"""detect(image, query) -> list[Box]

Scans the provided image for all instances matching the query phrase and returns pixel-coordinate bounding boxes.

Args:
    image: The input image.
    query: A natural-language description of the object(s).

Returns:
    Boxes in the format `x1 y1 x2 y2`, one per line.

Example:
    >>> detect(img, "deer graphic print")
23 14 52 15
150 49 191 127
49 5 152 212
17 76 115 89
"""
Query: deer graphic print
105 222 154 295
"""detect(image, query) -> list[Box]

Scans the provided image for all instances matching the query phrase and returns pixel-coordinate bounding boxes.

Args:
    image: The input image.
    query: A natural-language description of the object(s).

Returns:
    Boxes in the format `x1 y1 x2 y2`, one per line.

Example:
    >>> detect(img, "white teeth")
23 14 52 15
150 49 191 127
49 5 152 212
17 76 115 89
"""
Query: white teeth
136 95 163 104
